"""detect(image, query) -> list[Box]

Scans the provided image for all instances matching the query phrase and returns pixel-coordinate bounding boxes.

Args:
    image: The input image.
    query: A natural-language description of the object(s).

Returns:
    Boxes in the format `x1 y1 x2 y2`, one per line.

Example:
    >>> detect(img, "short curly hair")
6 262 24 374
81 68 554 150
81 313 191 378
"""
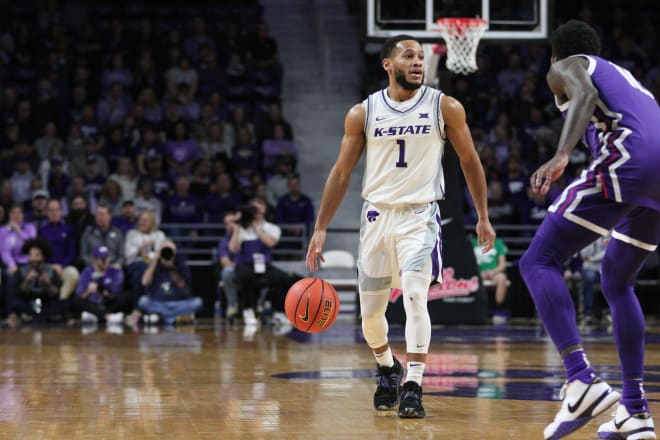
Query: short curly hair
550 19 601 60
380 34 419 59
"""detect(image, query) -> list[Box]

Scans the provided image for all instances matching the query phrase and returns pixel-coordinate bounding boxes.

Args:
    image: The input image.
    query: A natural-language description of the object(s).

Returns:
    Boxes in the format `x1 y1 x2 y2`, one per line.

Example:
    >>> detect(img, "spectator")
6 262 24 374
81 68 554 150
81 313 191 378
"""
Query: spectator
230 126 260 187
473 235 509 324
135 126 165 176
256 103 293 147
25 189 49 229
79 104 99 141
199 120 231 161
218 211 240 321
109 156 138 202
101 52 133 92
65 194 95 250
0 204 36 317
74 244 129 326
138 240 203 325
266 157 294 207
261 123 298 175
98 178 124 215
82 155 107 200
189 159 212 198
97 82 132 128
486 180 515 224
112 200 137 235
274 174 314 257
70 137 109 177
205 172 242 224
159 99 182 140
144 152 171 199
9 238 68 324
174 82 200 121
228 199 300 326
38 198 80 300
165 55 198 99
0 179 13 213
34 121 63 163
134 179 163 224
166 121 200 177
163 176 202 232
79 203 125 268
125 210 167 305
44 154 71 199
137 88 162 125
10 156 35 204
183 17 216 64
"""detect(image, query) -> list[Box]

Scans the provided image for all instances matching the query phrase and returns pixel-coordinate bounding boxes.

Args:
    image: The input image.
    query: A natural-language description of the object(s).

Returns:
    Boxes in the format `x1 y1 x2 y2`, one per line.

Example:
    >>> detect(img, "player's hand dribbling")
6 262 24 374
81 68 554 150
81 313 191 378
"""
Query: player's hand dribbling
476 218 496 254
531 153 569 195
305 229 326 272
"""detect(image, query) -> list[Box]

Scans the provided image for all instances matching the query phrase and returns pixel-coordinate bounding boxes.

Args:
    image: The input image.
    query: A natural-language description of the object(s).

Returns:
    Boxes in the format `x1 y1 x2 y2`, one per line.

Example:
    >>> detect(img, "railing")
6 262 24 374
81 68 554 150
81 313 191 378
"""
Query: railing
160 223 310 266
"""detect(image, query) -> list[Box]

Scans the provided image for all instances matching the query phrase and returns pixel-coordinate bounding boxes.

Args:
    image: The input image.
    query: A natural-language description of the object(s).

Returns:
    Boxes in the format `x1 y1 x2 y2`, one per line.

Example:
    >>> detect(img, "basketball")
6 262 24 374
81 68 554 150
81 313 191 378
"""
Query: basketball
285 278 340 333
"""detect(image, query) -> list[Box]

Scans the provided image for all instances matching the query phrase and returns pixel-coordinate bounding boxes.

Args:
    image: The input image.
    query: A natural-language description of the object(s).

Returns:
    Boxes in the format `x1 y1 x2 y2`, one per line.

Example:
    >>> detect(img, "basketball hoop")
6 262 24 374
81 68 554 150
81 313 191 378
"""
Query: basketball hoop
435 18 488 75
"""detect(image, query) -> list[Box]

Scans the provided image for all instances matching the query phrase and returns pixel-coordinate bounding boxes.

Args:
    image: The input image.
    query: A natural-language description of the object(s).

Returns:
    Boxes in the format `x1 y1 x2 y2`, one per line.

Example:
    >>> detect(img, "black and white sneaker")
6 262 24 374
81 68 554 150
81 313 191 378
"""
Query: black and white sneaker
398 381 425 418
374 357 402 410
598 404 656 439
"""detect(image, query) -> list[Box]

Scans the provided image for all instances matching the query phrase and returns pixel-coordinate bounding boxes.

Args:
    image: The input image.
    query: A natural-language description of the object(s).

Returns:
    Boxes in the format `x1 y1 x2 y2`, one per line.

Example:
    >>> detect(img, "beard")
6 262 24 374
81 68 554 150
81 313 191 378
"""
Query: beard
394 67 423 90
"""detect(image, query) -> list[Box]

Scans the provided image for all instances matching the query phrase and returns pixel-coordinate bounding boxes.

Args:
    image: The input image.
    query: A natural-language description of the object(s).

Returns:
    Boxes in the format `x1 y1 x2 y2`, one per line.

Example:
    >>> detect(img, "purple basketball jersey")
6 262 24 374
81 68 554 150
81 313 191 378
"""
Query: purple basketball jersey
554 55 660 212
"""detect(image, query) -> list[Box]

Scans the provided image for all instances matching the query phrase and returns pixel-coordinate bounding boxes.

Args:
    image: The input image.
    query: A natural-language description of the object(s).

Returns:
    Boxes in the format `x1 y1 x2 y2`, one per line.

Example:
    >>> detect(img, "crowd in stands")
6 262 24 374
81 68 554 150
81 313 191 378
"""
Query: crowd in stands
0 2 315 327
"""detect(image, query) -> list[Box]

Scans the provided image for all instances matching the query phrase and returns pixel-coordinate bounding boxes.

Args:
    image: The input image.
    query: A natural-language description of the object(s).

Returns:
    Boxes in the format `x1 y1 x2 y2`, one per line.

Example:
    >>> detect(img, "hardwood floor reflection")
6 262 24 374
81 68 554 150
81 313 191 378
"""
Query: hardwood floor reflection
0 321 658 439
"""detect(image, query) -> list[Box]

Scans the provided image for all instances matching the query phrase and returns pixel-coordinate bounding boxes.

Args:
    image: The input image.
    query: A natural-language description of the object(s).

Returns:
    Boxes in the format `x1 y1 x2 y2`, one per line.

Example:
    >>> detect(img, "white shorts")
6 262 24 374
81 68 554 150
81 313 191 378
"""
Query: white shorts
357 201 443 291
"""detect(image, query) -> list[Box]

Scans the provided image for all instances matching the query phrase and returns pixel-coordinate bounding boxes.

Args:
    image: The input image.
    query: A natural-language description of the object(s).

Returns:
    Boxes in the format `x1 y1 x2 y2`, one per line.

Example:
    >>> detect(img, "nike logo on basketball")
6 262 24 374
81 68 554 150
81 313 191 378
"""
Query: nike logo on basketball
567 382 593 413
299 294 310 322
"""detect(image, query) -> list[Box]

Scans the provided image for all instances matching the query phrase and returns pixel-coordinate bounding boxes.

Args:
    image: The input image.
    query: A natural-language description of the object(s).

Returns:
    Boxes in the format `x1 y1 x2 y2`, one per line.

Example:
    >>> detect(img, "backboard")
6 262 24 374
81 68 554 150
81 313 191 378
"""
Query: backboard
364 0 551 41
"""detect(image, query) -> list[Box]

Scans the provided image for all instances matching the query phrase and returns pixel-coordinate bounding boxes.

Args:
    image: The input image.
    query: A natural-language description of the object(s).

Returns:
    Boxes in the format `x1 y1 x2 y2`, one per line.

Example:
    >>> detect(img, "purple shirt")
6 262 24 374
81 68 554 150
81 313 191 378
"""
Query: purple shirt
165 194 202 223
234 222 281 265
205 191 242 223
0 223 37 267
38 221 77 266
230 143 260 174
76 266 125 303
111 215 137 235
274 194 314 225
166 140 200 165
261 139 297 171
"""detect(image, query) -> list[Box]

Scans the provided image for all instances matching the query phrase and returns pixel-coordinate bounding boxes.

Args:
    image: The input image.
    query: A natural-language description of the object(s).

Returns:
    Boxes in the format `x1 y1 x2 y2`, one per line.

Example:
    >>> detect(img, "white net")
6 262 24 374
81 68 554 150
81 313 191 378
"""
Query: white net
436 18 488 75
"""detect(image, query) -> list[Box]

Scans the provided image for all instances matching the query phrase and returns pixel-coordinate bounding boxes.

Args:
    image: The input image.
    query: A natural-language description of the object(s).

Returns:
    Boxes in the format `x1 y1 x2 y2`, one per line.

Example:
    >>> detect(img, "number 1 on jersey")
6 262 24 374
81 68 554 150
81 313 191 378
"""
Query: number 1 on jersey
395 139 408 168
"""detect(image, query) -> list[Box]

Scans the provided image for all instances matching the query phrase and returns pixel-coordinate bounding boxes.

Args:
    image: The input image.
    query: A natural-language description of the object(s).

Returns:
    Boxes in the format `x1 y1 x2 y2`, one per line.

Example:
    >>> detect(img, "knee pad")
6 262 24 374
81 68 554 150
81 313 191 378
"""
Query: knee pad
359 290 390 349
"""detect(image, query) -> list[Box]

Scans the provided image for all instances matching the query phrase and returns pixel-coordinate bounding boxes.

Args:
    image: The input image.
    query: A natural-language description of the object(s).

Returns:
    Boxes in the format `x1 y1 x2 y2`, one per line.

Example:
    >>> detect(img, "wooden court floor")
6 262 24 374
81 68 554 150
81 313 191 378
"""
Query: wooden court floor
1 319 660 439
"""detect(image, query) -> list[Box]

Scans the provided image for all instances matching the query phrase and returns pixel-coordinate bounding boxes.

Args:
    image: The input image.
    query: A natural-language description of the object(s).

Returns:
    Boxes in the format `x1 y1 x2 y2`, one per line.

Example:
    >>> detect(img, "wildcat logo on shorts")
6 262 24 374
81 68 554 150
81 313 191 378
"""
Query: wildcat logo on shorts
366 210 380 223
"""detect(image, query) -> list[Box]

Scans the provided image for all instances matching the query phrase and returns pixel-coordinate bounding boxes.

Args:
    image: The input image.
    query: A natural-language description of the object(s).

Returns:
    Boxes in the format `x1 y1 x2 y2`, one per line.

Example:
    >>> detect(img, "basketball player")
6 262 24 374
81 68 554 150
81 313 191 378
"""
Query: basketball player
520 20 660 440
305 35 495 418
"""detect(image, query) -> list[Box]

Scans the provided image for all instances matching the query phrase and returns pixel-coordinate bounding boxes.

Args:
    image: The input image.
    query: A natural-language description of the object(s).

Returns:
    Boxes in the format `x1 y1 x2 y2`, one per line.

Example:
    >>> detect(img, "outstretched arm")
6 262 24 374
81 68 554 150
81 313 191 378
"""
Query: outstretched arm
442 95 495 254
305 103 366 271
531 57 598 194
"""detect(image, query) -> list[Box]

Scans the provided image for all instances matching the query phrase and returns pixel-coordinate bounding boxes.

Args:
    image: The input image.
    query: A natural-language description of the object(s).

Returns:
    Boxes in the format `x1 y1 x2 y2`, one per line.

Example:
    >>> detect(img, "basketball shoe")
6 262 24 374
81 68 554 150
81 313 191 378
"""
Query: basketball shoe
374 357 402 410
544 377 621 439
398 381 425 418
598 404 656 439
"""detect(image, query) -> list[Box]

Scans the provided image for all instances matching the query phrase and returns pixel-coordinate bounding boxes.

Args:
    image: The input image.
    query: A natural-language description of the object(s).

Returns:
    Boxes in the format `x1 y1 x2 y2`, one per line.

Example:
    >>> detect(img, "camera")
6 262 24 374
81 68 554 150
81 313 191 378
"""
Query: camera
160 246 175 261
238 204 256 228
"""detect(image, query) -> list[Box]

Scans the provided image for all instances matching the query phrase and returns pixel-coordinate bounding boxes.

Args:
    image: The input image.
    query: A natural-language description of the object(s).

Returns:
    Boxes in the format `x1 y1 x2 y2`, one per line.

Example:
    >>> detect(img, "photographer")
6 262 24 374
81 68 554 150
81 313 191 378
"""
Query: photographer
9 238 68 323
138 240 202 325
228 198 301 326
73 245 130 325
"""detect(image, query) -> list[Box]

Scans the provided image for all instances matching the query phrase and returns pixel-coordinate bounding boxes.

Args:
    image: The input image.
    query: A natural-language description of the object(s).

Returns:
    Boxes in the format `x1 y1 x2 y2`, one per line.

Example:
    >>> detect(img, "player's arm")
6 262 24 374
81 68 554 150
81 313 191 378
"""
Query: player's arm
547 57 599 161
305 104 366 271
441 95 495 253
531 58 599 194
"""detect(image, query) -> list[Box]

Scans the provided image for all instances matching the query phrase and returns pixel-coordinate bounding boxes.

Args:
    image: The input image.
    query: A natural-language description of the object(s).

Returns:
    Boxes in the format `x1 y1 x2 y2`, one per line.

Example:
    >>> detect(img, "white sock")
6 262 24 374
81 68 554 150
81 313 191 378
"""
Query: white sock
406 361 425 385
374 347 394 368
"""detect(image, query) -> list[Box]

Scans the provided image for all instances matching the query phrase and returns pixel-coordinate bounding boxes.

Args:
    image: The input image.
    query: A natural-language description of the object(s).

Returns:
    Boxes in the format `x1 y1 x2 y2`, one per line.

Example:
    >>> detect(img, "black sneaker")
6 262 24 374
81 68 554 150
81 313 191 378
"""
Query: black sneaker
374 357 403 410
398 381 425 418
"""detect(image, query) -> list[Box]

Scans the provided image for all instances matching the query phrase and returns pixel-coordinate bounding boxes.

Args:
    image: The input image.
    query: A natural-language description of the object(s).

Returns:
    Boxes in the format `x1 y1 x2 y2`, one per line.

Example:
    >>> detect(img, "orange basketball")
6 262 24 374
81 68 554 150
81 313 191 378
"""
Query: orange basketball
285 278 340 333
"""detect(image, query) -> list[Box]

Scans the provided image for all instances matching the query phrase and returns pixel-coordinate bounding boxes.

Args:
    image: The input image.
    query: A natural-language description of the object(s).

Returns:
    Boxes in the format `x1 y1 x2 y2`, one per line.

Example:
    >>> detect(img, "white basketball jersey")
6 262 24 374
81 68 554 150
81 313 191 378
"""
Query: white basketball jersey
362 86 446 206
